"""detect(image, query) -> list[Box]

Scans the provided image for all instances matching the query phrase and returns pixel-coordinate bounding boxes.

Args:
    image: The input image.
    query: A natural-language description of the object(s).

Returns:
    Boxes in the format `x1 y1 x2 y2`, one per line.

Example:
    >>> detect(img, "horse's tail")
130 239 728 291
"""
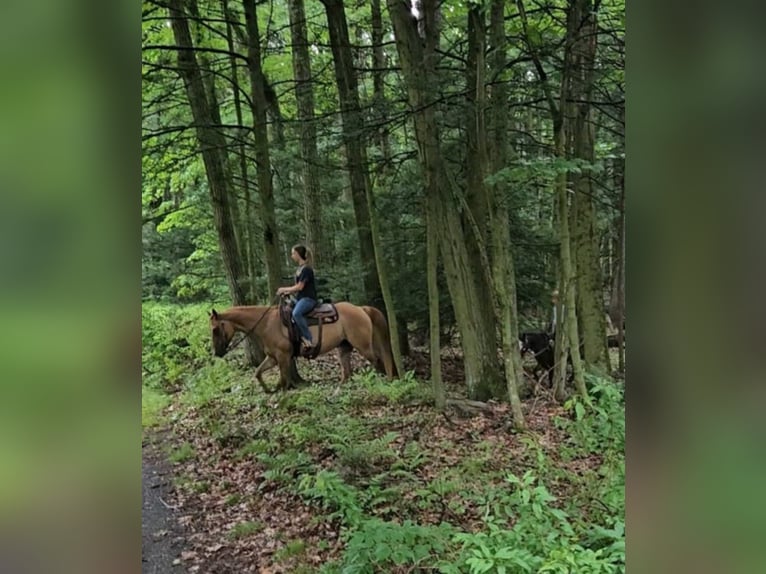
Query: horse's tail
362 306 398 379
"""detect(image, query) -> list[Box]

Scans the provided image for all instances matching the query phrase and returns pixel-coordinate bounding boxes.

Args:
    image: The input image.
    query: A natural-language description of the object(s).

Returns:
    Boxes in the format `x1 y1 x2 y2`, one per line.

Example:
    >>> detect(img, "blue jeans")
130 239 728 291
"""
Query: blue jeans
292 298 317 343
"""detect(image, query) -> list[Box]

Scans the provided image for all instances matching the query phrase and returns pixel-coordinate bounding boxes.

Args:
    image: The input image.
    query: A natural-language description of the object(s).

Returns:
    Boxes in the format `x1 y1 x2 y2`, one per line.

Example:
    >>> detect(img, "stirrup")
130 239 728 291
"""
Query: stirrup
300 344 315 357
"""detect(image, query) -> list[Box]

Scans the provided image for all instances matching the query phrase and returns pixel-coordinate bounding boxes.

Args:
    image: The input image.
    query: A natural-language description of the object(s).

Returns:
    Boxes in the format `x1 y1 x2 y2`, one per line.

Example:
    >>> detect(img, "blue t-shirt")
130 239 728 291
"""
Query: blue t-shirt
295 265 317 301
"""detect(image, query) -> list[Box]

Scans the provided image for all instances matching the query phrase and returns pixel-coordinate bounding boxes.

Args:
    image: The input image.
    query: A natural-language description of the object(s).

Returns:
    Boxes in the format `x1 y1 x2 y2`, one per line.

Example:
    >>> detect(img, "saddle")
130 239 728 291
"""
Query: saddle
279 299 339 358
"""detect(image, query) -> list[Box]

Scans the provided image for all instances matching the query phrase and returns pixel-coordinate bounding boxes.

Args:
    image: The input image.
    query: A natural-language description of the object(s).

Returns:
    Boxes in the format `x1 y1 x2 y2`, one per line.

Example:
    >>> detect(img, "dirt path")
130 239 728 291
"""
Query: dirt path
142 434 185 574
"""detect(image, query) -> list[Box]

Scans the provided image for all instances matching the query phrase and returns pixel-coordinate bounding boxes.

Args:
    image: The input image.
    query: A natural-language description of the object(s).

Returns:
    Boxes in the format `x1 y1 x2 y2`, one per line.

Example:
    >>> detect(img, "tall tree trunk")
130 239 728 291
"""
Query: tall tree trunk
222 0 259 302
242 0 283 296
288 0 325 268
517 0 588 401
188 0 247 268
167 0 246 307
488 0 525 427
321 0 403 374
426 207 445 411
371 0 392 169
168 0 265 369
612 154 625 373
371 0 409 358
464 5 503 399
569 0 609 373
319 0 383 309
387 0 500 400
556 0 588 400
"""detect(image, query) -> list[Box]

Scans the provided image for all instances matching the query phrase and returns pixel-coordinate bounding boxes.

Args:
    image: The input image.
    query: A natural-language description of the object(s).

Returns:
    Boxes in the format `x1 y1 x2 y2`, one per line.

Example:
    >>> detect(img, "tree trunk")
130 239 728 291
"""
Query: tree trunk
518 0 589 401
371 0 391 169
242 0 283 296
320 0 383 309
488 0 525 428
613 155 625 373
167 0 245 306
555 0 588 400
321 0 403 374
387 0 499 400
372 0 408 358
189 0 248 276
464 5 503 399
222 0 260 303
569 0 609 374
287 0 325 267
426 207 445 411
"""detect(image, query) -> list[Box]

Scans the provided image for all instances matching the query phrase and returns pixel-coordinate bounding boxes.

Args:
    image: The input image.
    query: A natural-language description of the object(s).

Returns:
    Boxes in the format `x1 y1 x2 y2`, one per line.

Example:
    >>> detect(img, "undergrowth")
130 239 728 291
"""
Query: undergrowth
142 302 625 573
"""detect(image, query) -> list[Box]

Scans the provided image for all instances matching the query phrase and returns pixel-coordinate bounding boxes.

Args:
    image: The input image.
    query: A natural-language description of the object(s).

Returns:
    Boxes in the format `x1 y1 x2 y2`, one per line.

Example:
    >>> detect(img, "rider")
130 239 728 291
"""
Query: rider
276 244 317 351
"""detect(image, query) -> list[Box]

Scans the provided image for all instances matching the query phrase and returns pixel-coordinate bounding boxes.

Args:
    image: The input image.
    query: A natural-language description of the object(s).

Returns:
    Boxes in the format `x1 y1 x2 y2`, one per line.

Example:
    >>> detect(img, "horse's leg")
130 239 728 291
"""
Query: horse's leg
337 341 353 383
276 352 293 390
344 332 379 375
254 355 277 393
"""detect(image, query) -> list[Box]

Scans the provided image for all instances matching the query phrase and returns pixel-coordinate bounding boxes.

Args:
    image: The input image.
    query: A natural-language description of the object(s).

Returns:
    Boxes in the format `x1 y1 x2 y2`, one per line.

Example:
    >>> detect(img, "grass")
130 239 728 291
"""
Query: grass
142 386 169 429
228 520 264 540
275 539 307 561
168 442 195 463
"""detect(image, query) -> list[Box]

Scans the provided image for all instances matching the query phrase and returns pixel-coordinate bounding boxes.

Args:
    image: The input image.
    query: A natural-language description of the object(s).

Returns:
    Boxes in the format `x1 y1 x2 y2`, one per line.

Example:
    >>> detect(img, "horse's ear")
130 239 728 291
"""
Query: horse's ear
211 308 218 319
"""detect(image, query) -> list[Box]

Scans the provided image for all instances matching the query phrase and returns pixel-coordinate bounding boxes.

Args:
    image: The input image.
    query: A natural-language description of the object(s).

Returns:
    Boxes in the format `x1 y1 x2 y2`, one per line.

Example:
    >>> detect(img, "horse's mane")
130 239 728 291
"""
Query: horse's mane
215 305 275 326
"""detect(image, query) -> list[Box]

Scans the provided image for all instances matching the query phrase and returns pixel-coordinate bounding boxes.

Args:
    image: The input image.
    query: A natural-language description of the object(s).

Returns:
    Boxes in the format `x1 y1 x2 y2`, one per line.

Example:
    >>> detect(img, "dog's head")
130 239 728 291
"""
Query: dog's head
519 331 552 355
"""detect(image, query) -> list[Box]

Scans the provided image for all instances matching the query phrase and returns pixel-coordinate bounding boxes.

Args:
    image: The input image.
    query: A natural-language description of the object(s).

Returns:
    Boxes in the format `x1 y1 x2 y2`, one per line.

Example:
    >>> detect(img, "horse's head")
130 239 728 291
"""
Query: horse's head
210 309 234 357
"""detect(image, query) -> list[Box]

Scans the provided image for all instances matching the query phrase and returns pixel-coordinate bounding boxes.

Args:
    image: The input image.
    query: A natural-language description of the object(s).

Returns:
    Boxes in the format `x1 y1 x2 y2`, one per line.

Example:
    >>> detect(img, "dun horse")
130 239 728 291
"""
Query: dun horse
210 301 396 391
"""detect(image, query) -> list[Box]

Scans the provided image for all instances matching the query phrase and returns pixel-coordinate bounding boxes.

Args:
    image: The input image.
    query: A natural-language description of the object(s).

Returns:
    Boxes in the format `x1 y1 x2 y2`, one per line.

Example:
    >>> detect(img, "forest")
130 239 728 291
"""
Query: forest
142 0 625 571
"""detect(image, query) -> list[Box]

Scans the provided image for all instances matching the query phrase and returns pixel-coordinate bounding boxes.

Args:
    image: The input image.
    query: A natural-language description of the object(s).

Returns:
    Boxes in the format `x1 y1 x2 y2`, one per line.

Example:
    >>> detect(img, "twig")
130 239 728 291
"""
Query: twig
159 496 181 510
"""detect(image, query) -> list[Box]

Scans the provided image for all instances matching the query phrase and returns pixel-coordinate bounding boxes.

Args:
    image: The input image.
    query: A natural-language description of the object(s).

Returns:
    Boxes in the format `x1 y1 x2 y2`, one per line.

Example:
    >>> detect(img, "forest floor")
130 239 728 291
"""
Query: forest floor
142 317 625 574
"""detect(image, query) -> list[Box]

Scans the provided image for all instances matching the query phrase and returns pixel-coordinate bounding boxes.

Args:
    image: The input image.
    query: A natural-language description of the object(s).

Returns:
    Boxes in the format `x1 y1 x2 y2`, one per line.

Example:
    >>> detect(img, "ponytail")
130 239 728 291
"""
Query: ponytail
292 244 313 267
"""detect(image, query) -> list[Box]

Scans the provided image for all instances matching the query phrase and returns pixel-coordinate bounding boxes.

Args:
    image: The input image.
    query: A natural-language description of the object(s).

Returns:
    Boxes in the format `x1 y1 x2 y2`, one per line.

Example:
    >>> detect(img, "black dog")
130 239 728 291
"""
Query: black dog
519 331 555 386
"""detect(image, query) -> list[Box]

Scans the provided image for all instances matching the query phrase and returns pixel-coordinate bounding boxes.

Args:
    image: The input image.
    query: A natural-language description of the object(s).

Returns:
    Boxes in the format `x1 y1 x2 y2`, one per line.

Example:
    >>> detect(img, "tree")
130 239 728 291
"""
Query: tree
319 0 384 309
288 0 325 267
486 0 526 427
167 0 248 308
320 0 404 376
242 0 284 296
568 0 609 374
464 4 504 399
387 0 503 401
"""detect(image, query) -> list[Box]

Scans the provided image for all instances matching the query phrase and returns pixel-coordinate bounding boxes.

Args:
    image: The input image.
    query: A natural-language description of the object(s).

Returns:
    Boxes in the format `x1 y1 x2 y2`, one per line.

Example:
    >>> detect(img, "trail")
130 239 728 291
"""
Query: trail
142 433 185 574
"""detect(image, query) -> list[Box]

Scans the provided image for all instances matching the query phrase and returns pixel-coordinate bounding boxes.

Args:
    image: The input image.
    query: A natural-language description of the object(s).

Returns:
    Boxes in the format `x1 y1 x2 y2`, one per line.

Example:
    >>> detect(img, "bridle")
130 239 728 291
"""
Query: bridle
216 295 281 355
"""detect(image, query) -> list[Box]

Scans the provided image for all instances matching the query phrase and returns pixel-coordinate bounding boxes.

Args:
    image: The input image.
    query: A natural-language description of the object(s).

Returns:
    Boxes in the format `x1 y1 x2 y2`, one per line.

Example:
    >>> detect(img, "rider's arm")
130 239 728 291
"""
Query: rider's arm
277 281 305 295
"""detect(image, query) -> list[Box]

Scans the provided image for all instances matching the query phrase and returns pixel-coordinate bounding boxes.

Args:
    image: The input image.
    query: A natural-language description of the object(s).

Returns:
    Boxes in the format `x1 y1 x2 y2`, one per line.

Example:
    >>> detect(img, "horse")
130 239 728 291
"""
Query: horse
209 301 396 392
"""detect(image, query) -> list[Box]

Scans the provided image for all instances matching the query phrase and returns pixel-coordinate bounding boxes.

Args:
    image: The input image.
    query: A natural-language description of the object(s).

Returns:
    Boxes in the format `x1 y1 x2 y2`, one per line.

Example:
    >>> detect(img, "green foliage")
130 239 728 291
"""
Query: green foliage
228 520 264 540
236 438 271 459
557 378 625 456
275 539 308 562
141 302 213 391
444 471 623 574
168 442 195 463
141 386 169 429
298 470 364 527
259 450 315 487
351 369 431 405
341 518 455 573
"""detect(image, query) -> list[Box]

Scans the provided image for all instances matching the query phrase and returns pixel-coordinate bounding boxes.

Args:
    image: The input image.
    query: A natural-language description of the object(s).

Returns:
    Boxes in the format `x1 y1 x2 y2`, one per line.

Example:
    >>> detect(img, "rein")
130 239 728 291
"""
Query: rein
223 295 280 354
